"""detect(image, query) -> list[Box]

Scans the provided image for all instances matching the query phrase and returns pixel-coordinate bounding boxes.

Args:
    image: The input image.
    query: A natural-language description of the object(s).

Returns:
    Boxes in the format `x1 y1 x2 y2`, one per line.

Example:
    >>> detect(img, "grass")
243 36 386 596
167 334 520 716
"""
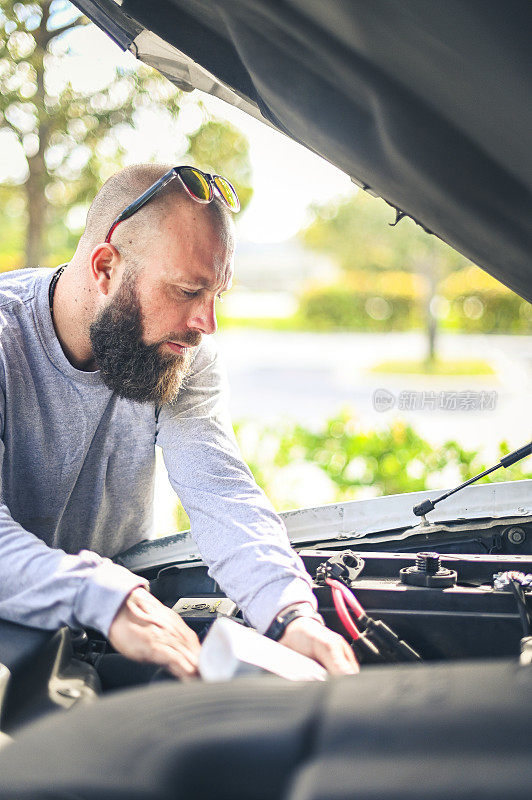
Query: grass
369 358 496 376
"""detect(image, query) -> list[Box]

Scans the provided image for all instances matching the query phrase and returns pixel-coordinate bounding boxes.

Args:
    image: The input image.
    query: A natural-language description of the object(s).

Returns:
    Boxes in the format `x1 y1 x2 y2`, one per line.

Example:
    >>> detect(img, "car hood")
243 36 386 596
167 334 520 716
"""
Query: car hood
74 1 532 303
117 480 532 570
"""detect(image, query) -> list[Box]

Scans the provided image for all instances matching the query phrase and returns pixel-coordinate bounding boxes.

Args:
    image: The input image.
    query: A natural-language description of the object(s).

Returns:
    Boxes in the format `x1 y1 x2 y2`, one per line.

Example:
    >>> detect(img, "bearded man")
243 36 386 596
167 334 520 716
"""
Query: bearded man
0 164 357 678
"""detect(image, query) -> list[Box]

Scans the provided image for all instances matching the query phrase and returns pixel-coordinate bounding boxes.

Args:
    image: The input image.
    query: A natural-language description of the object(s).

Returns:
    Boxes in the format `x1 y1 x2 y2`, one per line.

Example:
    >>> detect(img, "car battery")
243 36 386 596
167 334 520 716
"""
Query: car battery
172 596 240 639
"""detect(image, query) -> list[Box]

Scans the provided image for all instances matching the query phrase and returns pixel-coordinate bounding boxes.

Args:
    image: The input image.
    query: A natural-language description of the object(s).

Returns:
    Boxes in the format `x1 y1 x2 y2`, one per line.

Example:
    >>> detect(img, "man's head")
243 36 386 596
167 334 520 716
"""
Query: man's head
75 164 235 404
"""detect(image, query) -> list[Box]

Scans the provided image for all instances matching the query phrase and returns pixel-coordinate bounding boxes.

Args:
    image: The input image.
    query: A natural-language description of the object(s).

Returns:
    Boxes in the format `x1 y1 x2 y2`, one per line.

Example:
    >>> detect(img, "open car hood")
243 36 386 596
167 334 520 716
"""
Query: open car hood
74 0 532 302
117 480 532 570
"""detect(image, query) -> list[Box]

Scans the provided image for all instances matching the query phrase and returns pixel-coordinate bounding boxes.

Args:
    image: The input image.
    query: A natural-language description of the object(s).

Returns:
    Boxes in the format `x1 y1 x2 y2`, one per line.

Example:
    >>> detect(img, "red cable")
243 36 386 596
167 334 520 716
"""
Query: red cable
326 578 365 619
329 584 360 640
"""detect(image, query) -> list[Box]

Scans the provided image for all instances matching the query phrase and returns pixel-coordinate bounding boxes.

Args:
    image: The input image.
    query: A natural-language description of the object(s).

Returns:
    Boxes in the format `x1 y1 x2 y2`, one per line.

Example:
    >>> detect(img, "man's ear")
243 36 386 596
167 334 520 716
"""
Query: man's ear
90 244 121 296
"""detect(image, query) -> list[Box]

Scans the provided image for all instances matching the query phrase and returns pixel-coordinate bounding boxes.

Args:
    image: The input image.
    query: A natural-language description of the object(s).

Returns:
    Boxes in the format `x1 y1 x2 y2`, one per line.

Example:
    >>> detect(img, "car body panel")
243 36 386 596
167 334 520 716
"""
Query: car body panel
117 480 532 571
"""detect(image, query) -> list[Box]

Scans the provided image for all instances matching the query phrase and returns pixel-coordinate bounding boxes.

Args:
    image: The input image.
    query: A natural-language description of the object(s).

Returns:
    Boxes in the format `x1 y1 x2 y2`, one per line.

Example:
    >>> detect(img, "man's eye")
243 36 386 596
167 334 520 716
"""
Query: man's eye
182 289 199 298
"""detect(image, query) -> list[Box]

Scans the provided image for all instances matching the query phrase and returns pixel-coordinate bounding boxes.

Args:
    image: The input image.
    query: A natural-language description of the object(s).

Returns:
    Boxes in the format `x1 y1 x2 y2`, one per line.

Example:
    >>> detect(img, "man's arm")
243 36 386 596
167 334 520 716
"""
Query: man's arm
0 457 201 677
0 341 202 675
0 495 144 635
156 339 357 674
157 338 317 632
0 497 202 677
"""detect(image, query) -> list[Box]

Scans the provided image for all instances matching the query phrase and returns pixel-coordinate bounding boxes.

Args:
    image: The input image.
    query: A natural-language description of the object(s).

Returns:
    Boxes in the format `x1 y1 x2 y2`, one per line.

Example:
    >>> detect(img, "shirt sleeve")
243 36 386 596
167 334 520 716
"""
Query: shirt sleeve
0 389 146 636
156 338 317 633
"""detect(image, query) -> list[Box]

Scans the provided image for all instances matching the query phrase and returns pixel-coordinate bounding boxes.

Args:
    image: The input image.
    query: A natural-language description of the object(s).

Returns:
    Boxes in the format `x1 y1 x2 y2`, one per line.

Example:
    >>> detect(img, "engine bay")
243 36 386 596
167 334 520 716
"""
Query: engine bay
1 512 532 736
147 545 532 664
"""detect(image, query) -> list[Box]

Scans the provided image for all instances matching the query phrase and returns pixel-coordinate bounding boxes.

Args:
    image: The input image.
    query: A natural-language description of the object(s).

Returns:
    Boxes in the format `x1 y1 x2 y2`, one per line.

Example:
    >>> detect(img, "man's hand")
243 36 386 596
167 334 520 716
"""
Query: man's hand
279 616 359 675
108 587 201 680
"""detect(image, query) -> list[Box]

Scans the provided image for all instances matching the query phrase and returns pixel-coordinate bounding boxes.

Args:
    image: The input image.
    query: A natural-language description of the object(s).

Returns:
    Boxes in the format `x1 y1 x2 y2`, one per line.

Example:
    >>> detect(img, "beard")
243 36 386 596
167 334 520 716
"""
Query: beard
89 275 200 404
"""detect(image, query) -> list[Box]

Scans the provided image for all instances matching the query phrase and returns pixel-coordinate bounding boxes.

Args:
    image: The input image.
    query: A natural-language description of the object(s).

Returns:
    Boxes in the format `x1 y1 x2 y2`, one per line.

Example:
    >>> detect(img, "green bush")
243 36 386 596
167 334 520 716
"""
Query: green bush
0 252 23 273
297 266 532 334
300 287 418 331
440 267 532 334
234 412 532 508
299 272 423 331
446 293 530 333
170 414 532 529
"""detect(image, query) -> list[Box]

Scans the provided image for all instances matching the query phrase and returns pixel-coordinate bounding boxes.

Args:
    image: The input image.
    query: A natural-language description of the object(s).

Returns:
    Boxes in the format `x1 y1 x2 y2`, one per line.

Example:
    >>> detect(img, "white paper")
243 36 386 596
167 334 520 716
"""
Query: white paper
199 618 327 682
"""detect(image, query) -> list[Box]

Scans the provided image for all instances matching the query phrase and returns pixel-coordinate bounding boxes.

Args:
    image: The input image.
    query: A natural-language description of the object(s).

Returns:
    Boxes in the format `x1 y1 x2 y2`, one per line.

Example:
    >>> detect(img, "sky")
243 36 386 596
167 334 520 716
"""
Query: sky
0 8 355 243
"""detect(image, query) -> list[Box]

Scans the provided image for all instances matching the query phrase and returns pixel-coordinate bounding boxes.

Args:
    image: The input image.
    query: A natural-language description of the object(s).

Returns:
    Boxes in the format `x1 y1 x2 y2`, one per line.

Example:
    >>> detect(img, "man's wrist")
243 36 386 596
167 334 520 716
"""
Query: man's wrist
265 602 325 641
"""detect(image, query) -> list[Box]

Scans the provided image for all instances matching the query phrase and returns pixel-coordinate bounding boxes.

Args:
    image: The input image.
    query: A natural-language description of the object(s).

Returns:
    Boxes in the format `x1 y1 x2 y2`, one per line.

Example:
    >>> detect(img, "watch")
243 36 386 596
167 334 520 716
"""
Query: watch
264 604 325 641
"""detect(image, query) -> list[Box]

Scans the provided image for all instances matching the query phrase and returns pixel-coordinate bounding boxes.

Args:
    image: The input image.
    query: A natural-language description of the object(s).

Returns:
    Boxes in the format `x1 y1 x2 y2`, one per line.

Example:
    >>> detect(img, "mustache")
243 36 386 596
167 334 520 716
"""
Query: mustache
158 331 202 348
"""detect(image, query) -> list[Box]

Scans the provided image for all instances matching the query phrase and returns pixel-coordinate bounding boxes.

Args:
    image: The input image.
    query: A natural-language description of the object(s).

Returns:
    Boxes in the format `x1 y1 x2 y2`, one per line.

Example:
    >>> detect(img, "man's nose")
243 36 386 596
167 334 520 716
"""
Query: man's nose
187 295 217 335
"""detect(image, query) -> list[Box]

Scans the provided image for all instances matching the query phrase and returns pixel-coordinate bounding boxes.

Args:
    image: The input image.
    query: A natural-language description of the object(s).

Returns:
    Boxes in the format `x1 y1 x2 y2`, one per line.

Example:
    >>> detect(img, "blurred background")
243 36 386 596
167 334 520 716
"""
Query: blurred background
1 1 531 536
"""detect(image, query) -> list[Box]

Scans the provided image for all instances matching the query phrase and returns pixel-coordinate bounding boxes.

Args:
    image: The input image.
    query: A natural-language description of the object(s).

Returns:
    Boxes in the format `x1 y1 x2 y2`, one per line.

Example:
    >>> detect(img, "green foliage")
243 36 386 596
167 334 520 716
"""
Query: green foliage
0 185 24 269
172 501 191 532
0 0 252 266
169 413 532 528
447 293 530 334
371 358 495 376
299 272 423 331
297 187 532 336
297 265 532 334
186 119 253 211
301 191 467 274
234 413 479 506
238 413 532 507
441 266 532 334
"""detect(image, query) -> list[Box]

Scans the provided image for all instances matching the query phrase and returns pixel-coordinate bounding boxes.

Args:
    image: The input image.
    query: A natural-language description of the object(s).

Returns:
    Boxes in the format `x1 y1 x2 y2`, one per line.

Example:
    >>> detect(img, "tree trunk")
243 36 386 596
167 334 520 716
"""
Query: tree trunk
25 156 47 267
24 2 51 267
418 253 439 366
427 304 437 363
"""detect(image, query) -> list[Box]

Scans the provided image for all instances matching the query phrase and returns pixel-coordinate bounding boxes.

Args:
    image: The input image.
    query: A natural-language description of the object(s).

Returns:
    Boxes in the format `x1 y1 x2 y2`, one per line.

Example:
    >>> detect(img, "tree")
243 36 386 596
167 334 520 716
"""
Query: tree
0 0 252 267
301 191 470 362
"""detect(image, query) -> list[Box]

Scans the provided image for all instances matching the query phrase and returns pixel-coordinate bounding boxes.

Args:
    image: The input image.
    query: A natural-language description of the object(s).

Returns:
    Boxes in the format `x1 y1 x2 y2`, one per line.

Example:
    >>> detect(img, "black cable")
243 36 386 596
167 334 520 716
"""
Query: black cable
509 579 532 638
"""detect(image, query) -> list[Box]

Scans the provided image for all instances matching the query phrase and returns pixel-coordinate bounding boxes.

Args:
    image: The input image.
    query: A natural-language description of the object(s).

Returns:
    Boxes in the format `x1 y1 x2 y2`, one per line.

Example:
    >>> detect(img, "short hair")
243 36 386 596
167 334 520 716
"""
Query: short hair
78 164 233 264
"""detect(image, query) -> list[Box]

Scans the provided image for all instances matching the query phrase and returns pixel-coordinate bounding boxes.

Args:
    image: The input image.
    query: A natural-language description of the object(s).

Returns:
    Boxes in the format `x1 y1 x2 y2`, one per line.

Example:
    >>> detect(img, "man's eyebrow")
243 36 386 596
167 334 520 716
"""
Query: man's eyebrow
175 279 230 293
175 270 231 285
173 277 210 289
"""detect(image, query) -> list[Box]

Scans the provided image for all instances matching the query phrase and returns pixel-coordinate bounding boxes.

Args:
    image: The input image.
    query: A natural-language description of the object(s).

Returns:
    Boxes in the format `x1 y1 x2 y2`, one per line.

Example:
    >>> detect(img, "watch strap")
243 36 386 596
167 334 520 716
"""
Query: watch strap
265 606 325 641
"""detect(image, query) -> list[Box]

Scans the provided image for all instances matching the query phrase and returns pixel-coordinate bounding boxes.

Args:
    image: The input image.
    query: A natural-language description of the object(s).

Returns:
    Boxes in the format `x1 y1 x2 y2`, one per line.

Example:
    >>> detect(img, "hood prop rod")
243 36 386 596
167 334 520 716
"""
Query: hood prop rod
413 440 532 523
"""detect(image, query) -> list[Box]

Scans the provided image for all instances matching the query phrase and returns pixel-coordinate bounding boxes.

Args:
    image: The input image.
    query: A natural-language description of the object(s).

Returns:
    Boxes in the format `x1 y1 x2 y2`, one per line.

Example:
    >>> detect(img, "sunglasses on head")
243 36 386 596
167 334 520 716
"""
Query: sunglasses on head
104 166 240 243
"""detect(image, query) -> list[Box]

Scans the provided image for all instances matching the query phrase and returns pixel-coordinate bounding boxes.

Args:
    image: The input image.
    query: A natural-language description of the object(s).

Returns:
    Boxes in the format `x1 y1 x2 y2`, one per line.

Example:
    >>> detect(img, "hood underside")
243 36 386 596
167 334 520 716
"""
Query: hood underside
75 0 532 302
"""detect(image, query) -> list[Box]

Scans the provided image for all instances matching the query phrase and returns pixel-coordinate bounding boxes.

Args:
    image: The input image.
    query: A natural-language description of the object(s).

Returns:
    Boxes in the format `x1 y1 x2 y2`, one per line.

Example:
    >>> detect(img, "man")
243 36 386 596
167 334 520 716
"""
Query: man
0 163 357 678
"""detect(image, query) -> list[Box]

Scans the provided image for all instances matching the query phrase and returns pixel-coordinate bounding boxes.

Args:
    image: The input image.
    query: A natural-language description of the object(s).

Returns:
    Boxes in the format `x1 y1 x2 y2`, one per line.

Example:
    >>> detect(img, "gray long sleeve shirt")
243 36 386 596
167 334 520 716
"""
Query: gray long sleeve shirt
0 268 315 635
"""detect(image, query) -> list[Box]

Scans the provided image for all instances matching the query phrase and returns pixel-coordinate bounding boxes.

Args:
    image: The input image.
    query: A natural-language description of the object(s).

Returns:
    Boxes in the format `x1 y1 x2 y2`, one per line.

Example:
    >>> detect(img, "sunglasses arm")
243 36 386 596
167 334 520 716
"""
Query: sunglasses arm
104 168 178 243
